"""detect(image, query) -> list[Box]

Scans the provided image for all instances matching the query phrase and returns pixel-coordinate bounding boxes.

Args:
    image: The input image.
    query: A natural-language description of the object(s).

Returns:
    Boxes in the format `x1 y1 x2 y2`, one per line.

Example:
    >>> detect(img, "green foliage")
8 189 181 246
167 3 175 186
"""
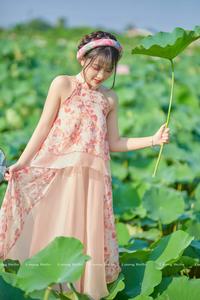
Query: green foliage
1 24 200 299
0 237 91 299
105 273 125 299
131 25 200 177
155 276 200 300
142 186 185 224
131 26 200 60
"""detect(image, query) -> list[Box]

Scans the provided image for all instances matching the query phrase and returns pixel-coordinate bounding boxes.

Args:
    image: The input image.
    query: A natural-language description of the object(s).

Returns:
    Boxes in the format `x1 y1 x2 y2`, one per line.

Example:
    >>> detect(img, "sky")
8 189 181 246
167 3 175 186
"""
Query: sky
0 0 199 33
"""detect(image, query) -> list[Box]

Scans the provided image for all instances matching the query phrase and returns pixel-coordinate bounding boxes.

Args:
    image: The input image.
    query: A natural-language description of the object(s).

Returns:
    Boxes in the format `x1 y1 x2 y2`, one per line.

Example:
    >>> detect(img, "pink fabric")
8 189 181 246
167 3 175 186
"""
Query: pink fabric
0 74 121 300
76 38 123 62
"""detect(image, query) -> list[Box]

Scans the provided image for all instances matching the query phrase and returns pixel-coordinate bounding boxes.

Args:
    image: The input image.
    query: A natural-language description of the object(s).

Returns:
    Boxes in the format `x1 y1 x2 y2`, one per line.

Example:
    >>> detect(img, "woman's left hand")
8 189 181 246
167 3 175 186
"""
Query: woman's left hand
4 162 26 181
152 123 170 146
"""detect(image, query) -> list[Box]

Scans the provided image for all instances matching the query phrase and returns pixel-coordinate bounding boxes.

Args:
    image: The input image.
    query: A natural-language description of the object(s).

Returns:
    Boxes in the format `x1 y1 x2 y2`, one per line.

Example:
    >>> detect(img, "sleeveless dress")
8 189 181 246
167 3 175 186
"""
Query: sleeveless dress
0 73 121 299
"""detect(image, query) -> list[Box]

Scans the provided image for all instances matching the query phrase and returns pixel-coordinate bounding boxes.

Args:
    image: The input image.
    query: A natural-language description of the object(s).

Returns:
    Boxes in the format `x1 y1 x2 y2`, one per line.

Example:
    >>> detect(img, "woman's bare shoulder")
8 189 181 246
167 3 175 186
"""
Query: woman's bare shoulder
52 74 74 88
52 75 76 104
100 86 118 111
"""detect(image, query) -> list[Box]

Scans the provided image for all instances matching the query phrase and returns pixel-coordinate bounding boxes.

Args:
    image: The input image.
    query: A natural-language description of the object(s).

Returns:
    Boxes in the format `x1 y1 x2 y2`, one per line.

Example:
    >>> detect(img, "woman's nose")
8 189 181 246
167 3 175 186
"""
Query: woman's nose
96 70 105 79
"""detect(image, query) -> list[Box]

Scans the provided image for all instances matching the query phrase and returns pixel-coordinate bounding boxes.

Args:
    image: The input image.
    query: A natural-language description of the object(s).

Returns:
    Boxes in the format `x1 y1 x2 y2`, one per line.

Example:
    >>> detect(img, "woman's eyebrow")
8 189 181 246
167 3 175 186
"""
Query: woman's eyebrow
93 63 112 70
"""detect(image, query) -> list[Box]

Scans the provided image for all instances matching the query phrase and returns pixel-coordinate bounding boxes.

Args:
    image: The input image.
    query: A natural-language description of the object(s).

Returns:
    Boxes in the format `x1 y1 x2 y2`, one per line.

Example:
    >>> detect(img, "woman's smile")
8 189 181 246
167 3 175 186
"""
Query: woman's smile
93 78 102 84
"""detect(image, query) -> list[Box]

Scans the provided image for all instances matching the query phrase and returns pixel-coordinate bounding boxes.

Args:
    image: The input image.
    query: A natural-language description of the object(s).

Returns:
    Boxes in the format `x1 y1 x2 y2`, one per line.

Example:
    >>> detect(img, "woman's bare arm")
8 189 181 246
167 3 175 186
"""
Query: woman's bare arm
17 76 70 165
106 91 155 152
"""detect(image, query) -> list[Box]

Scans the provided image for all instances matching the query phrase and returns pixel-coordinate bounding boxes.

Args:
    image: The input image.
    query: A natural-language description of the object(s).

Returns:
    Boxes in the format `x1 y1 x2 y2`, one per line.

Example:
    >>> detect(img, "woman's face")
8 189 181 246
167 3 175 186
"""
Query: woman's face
80 56 114 88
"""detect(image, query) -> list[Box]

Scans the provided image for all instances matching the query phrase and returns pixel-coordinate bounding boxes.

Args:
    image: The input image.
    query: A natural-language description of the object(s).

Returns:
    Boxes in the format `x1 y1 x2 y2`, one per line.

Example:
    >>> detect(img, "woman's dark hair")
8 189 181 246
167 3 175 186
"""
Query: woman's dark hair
77 31 122 89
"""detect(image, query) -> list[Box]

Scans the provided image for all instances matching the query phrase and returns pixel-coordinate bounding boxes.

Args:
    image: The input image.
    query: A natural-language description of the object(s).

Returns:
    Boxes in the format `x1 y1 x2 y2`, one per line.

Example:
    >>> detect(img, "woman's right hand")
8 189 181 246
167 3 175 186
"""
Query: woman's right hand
4 162 26 181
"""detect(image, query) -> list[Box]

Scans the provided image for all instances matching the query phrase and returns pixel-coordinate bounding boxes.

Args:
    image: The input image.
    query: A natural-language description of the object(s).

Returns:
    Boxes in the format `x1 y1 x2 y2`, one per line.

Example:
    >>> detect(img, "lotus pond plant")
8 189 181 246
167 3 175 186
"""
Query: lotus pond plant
131 26 200 177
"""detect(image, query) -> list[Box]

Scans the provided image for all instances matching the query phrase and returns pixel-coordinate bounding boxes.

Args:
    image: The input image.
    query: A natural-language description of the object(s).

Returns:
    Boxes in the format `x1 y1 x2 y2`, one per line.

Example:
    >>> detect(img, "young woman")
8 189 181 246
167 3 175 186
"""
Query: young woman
1 30 170 300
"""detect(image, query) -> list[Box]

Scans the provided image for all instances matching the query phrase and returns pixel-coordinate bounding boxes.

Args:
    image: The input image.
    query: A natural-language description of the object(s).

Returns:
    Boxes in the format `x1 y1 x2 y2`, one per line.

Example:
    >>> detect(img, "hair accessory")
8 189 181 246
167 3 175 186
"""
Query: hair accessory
77 38 123 62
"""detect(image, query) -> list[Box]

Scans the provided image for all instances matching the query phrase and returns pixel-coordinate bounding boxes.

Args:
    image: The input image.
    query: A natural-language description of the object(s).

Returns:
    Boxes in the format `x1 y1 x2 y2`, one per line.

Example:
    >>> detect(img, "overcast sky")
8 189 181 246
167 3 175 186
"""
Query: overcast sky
1 0 199 33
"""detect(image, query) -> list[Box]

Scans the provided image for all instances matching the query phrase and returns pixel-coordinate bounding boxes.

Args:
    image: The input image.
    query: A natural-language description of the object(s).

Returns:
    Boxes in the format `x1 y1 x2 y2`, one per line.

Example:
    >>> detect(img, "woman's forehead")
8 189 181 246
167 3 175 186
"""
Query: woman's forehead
92 57 113 68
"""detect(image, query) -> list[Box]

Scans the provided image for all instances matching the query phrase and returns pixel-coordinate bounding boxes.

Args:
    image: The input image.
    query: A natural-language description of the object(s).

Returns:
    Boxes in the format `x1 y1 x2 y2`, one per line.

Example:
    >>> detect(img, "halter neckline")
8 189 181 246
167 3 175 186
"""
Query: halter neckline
75 73 101 91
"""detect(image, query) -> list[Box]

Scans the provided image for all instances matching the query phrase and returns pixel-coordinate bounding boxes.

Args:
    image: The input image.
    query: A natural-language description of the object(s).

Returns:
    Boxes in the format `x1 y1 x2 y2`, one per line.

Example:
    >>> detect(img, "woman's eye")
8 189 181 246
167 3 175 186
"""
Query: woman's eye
92 66 112 73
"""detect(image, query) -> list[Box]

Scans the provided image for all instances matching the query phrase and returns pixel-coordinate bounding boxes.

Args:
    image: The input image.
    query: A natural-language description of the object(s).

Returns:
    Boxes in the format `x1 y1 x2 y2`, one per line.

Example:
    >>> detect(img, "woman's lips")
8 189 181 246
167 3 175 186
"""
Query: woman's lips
93 79 102 83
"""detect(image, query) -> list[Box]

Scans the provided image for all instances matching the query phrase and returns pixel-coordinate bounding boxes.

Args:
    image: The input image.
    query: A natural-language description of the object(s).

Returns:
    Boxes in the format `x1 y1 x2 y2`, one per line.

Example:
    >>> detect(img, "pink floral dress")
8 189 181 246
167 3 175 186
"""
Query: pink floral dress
0 73 121 300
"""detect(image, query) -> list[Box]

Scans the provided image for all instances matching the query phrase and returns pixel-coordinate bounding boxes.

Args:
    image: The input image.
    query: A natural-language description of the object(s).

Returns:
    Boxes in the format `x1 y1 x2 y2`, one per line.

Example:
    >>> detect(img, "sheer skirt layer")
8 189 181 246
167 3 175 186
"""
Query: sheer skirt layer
0 152 121 300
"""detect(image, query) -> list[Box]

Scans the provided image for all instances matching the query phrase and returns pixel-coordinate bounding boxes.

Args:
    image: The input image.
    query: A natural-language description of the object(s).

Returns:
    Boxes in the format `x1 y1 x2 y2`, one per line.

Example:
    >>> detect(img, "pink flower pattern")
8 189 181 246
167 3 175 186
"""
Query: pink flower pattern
0 167 57 259
37 82 111 160
103 174 122 282
0 77 121 284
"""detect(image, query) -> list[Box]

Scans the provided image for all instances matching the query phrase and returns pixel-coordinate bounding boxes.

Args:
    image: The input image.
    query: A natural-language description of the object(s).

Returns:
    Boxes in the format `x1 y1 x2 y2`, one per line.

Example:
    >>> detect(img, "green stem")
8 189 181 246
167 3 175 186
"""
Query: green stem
43 286 52 300
152 59 175 177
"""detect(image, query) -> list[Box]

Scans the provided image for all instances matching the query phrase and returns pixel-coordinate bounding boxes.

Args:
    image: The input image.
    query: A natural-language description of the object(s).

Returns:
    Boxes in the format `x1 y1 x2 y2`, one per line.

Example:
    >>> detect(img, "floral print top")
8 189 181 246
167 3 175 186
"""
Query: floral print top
33 73 111 163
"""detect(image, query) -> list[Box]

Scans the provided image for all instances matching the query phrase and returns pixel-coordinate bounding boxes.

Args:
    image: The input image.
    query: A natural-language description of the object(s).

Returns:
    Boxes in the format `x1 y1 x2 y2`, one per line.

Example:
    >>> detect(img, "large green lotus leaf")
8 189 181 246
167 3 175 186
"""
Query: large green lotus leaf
140 261 162 295
0 260 42 299
184 219 200 239
149 230 194 269
119 258 162 298
131 228 161 242
15 237 90 293
113 183 141 216
128 160 167 182
160 143 191 163
111 159 129 180
116 222 131 246
133 181 154 200
155 276 200 300
131 26 200 60
142 186 185 224
120 249 151 264
0 275 35 300
183 240 200 259
121 204 146 220
151 276 173 299
126 239 149 252
157 163 196 185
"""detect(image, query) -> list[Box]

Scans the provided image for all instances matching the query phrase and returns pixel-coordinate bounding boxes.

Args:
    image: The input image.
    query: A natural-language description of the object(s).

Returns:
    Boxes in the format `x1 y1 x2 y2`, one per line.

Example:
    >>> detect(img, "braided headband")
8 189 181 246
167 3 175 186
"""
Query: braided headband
77 38 123 62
